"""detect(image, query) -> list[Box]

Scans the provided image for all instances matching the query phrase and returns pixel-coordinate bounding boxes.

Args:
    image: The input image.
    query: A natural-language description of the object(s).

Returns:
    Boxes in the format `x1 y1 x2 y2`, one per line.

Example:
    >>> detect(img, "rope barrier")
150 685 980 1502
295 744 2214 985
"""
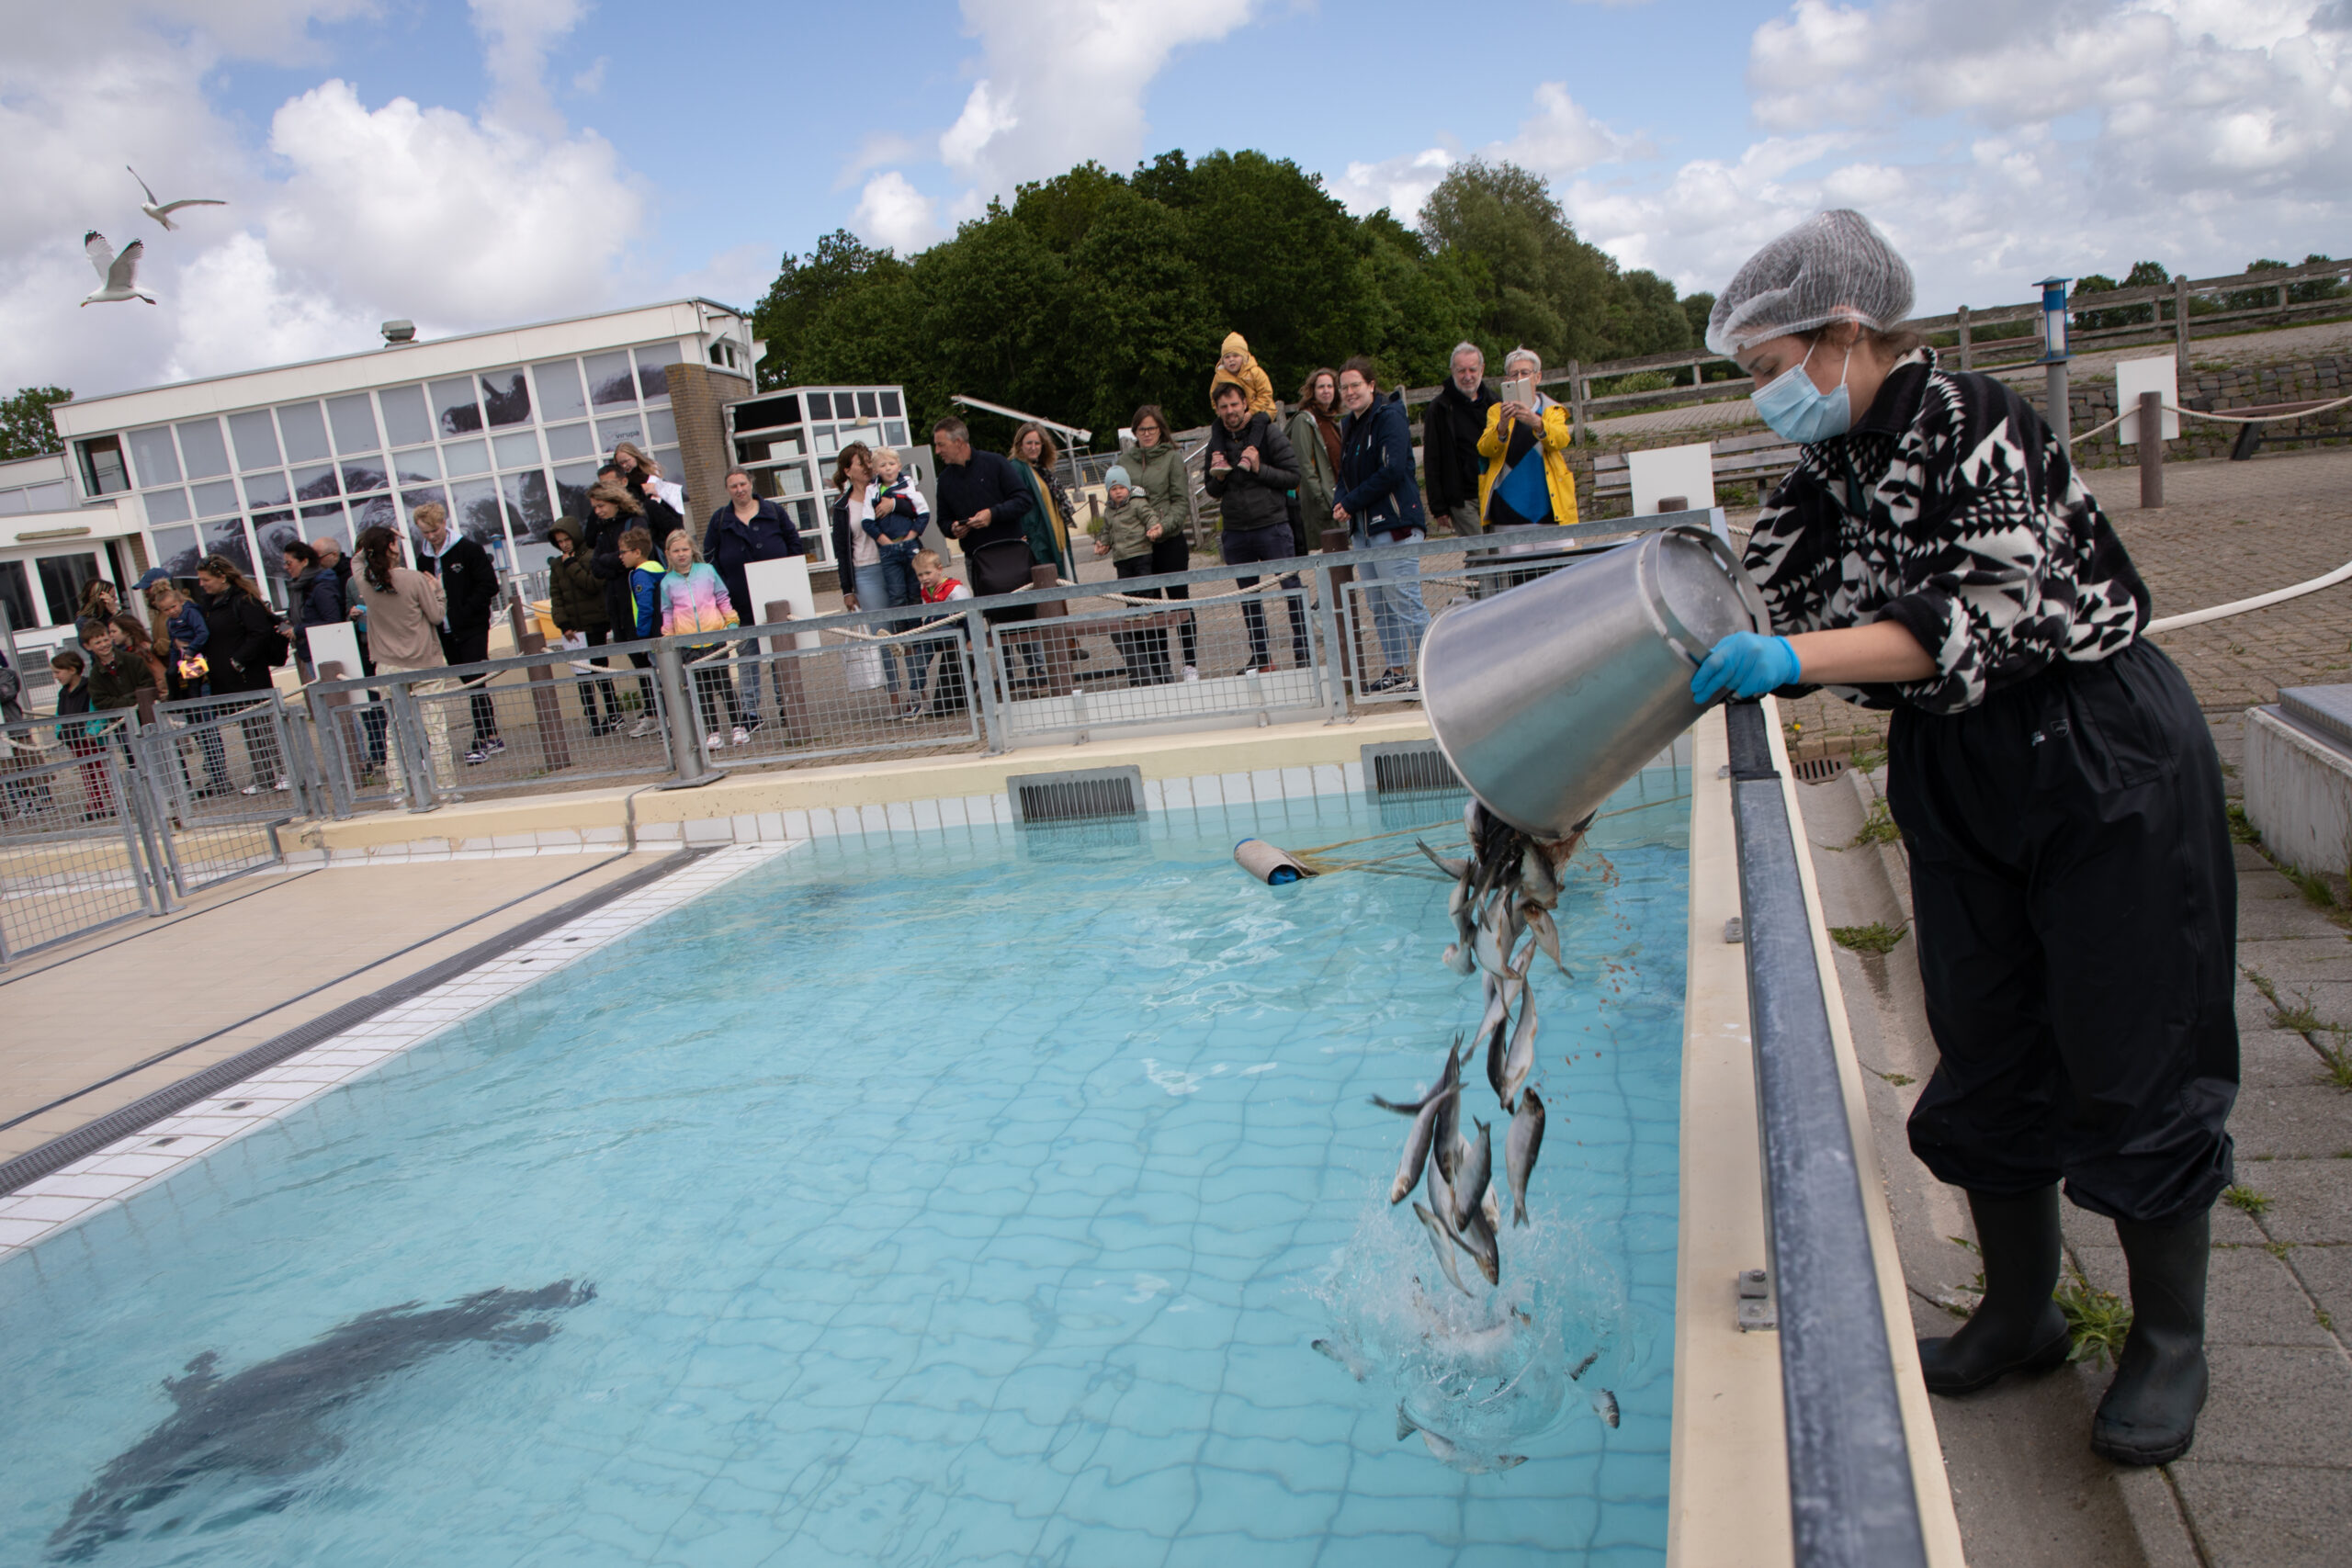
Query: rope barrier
2068 394 2352 446
2145 558 2352 634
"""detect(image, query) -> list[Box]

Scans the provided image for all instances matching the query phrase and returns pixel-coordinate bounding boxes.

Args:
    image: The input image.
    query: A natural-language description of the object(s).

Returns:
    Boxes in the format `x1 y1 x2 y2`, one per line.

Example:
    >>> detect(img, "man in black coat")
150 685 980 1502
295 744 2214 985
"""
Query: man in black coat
929 416 1046 679
705 467 807 724
1203 384 1309 673
1423 342 1498 537
412 501 503 763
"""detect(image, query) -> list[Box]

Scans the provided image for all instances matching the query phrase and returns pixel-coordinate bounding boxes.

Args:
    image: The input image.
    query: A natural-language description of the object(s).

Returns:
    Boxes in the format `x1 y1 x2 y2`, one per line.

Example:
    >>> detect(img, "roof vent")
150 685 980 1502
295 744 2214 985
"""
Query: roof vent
380 320 416 345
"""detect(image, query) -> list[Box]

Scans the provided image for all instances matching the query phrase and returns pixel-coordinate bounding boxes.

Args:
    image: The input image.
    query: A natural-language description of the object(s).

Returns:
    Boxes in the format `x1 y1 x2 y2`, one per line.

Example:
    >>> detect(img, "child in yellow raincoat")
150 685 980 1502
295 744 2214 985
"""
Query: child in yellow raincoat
1209 332 1277 419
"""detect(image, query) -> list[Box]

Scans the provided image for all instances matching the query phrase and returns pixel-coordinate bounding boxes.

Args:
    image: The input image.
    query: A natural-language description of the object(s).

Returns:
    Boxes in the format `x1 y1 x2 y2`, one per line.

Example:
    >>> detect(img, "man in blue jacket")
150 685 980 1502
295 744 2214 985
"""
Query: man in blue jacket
704 468 807 727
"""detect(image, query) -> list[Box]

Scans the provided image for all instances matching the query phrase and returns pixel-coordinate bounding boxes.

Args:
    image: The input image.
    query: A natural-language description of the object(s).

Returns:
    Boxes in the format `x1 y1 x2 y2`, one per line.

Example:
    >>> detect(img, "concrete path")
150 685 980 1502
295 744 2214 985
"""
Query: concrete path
1800 757 2352 1568
0 852 668 1162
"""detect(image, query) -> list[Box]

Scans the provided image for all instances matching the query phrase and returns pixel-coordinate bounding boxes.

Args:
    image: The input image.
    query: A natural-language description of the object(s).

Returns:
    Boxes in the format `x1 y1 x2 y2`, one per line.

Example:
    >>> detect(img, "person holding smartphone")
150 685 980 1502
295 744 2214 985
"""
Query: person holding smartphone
1476 347 1579 528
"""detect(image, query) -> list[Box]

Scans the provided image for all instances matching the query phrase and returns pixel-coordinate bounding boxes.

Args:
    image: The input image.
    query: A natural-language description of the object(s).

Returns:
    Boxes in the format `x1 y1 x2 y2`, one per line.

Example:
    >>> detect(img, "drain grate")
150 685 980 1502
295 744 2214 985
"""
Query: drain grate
1790 755 1849 784
1362 740 1463 797
1007 766 1146 824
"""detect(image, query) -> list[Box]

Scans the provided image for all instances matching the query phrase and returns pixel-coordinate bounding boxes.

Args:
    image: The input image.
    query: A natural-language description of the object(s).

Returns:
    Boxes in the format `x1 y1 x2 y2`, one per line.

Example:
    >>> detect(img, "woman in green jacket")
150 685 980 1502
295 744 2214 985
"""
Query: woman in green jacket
547 519 620 734
1125 404 1198 681
1288 367 1342 557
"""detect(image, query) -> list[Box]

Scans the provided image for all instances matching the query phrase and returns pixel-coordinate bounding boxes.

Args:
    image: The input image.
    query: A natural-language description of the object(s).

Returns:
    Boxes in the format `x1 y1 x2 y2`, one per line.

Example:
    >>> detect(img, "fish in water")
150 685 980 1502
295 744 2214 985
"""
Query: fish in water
1450 1119 1493 1235
1455 1202 1501 1287
1396 1404 1527 1473
1413 1201 1473 1297
46 1280 594 1562
1594 1389 1621 1428
1499 986 1537 1111
1388 1084 1457 1205
1507 1089 1546 1227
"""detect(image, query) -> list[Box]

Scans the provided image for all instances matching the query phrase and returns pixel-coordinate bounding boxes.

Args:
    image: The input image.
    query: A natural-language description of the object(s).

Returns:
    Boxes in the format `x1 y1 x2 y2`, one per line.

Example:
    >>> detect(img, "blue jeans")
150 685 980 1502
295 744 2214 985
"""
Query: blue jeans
853 563 910 694
1357 538 1430 671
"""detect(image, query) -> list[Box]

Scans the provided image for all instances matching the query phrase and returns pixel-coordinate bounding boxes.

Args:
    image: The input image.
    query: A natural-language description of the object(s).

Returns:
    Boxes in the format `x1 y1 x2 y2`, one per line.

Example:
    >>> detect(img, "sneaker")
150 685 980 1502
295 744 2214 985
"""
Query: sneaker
741 715 763 734
1367 670 1406 693
705 733 724 752
273 775 291 792
730 726 750 747
240 782 262 795
464 746 491 765
627 716 660 739
1182 665 1199 683
483 737 506 756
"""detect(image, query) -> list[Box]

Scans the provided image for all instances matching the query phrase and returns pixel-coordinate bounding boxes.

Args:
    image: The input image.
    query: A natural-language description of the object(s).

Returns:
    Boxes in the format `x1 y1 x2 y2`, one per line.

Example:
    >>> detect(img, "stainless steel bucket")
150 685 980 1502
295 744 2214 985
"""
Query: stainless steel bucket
1419 524 1768 839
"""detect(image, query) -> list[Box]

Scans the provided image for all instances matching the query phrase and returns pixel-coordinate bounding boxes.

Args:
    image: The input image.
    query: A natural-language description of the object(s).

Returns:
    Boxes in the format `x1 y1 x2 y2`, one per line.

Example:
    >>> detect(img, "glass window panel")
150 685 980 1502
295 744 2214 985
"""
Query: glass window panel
175 418 231 479
127 426 181 487
400 488 447 525
447 478 505 550
750 468 781 501
441 438 491 477
646 408 677 446
37 553 102 624
325 392 379 456
192 479 240 517
148 527 201 582
634 343 683 403
880 389 901 417
243 471 291 508
258 514 313 584
583 351 637 408
552 461 597 525
277 401 331 463
856 391 879 419
349 494 395 534
884 420 908 446
813 425 840 457
480 368 531 428
492 430 541 469
80 436 129 495
0 489 25 514
25 480 67 509
341 457 387 495
379 384 433 447
392 446 440 484
500 469 554 545
292 463 340 502
0 560 34 630
653 448 681 491
805 392 831 419
544 422 594 461
229 409 282 471
533 359 586 422
594 415 641 452
201 516 255 578
143 487 192 525
787 497 817 536
430 378 483 436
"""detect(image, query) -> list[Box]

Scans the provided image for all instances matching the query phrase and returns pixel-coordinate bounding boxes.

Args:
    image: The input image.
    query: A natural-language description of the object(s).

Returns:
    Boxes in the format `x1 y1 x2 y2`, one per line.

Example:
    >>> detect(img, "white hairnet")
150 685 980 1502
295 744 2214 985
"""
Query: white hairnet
1705 209 1916 358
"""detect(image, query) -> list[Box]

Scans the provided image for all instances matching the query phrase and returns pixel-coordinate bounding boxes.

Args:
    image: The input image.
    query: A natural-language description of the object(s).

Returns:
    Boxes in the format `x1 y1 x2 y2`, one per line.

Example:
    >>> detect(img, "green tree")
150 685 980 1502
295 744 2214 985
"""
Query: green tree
751 231 903 391
1418 159 1621 369
1065 185 1215 429
0 385 71 461
1607 269 1693 359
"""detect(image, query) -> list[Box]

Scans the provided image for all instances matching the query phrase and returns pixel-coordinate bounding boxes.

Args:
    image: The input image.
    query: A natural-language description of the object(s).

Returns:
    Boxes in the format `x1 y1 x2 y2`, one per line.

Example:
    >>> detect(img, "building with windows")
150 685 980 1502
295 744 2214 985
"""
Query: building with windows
0 449 143 669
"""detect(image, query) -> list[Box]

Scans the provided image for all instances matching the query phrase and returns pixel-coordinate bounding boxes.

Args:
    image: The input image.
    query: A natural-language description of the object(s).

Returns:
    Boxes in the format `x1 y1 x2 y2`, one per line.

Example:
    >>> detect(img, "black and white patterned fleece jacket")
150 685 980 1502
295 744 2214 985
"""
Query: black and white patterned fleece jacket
1740 348 2150 714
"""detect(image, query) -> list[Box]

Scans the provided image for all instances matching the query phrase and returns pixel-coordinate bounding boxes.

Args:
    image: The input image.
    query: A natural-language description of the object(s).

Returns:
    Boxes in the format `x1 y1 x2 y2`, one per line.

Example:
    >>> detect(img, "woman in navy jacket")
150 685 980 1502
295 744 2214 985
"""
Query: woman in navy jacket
1331 357 1431 692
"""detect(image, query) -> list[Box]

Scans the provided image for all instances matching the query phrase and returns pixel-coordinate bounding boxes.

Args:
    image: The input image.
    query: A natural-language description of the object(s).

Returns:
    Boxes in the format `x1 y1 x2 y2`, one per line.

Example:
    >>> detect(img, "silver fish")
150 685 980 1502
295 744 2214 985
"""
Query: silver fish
1521 842 1561 907
1521 903 1569 977
1594 1389 1620 1428
1506 1089 1545 1226
1390 1085 1455 1203
1499 986 1537 1111
1397 1404 1527 1472
1441 942 1476 976
1371 1037 1464 1117
1568 1349 1599 1382
1412 1201 1472 1297
1418 839 1470 881
1456 1201 1500 1286
1482 1184 1501 1230
1451 1119 1493 1234
1432 1054 1464 1185
1473 902 1508 978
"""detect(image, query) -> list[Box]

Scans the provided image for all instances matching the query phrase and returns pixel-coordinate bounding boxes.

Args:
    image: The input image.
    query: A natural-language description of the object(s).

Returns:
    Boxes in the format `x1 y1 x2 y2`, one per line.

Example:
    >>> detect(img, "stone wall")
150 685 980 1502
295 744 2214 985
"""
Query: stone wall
668 361 752 542
2039 354 2350 471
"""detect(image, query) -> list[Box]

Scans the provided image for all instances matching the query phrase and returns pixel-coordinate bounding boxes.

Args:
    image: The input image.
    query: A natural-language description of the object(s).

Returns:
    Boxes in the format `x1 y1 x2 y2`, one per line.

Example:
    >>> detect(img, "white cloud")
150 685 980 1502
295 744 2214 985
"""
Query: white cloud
1330 83 1642 219
851 171 943 254
164 231 378 381
468 0 589 132
1330 148 1456 220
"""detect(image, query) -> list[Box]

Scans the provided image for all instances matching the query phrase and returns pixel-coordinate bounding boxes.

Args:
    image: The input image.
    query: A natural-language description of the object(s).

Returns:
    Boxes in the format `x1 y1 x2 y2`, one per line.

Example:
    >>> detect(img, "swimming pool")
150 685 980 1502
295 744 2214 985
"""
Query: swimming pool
0 770 1688 1565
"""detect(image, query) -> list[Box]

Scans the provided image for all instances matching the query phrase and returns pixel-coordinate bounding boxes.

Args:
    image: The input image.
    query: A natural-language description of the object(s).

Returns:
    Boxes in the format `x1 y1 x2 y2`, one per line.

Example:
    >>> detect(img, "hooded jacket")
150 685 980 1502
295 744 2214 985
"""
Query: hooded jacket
1100 491 1164 561
1124 441 1193 547
1285 405 1341 543
1209 332 1277 419
1203 411 1299 536
1423 378 1499 513
1337 389 1428 541
547 525 609 634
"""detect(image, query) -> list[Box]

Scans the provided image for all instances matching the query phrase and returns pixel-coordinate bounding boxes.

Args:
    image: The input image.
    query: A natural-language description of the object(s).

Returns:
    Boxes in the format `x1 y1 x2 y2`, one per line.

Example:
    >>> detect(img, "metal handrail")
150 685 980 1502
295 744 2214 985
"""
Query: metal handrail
1724 699 1927 1568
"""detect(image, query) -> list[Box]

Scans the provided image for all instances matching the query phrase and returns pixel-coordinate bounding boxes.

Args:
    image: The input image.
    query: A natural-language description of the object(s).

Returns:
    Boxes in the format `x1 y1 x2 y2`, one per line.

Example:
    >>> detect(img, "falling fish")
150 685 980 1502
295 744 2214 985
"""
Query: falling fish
1397 1404 1527 1472
1455 1201 1501 1287
1412 1201 1473 1297
1506 1089 1545 1227
1499 986 1538 1111
1390 1086 1457 1204
1417 839 1470 881
1521 903 1570 977
1450 1119 1493 1234
1594 1390 1621 1428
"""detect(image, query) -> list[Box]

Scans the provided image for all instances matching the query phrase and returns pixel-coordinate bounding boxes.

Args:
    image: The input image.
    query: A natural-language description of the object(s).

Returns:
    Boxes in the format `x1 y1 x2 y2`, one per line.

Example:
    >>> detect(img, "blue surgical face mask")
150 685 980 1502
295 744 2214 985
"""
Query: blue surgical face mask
1751 340 1852 444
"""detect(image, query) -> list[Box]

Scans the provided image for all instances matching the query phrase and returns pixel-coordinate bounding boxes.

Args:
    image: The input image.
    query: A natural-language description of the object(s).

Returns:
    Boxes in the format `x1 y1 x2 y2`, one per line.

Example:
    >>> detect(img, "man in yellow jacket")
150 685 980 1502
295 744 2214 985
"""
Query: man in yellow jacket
1210 332 1278 419
1476 346 1580 527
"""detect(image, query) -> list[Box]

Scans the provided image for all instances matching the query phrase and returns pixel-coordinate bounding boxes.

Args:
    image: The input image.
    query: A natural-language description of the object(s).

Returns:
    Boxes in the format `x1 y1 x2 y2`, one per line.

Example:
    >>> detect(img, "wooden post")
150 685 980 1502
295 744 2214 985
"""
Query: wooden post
509 603 571 771
763 599 812 741
2174 276 2192 380
1566 360 1587 445
2138 390 2165 510
1956 305 1973 371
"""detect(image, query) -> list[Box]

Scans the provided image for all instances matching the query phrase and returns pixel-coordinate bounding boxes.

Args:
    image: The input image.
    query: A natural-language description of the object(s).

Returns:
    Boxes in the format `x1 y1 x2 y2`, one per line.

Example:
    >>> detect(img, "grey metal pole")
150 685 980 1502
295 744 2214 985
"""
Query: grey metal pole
654 639 722 788
2044 360 2071 447
1311 561 1349 722
966 604 1006 754
112 750 160 918
389 682 437 811
2139 390 2165 510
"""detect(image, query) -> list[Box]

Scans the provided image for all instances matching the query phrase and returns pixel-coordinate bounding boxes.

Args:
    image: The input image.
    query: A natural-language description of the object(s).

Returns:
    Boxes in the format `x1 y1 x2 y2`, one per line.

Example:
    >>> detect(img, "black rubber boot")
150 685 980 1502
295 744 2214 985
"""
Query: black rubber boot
1919 1186 2073 1396
2092 1210 2211 1466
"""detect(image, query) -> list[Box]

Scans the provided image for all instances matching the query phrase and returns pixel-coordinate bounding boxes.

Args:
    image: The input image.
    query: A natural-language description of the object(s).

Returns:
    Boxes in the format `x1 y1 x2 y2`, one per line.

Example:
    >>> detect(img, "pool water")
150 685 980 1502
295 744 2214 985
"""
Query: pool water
0 771 1689 1566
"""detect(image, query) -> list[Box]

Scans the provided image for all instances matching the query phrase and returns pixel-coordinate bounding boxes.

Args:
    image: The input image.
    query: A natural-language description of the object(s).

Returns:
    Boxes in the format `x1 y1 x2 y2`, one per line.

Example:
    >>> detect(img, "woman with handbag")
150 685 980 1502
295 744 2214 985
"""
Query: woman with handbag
192 557 289 795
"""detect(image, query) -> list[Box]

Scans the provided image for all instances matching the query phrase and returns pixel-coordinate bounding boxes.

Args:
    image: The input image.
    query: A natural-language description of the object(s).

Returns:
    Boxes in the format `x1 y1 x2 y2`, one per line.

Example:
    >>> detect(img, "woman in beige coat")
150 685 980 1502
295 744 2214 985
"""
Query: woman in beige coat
351 525 450 794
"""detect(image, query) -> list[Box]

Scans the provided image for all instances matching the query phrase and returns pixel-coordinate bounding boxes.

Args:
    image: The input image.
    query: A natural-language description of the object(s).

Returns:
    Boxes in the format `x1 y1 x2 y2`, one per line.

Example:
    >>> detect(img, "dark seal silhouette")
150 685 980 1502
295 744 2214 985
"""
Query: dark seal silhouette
47 1280 594 1561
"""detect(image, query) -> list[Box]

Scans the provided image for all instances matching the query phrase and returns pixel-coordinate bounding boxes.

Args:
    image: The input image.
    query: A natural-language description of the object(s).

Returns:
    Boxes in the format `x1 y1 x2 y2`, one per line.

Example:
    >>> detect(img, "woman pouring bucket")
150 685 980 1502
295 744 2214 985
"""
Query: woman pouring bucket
1689 210 2235 1467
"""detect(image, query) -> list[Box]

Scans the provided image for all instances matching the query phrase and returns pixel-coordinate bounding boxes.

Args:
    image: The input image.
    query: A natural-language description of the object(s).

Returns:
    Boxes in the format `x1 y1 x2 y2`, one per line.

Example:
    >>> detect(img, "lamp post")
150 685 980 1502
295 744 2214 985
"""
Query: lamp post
2035 276 2073 446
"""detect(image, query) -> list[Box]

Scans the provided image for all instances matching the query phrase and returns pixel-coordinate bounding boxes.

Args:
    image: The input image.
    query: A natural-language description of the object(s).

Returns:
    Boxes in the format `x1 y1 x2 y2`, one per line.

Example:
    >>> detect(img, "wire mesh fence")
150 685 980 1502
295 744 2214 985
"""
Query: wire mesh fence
687 618 986 771
0 746 157 962
1336 540 1599 705
145 692 307 824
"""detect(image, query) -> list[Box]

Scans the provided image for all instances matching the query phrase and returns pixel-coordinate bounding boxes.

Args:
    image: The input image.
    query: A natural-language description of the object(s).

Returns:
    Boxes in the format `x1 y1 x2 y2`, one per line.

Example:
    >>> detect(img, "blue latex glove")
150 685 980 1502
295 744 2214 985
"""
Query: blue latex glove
1690 632 1801 705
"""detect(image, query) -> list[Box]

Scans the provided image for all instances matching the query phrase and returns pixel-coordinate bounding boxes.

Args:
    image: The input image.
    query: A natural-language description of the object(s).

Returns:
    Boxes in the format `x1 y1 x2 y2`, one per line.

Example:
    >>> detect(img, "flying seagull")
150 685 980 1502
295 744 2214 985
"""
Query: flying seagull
81 231 154 306
127 165 226 231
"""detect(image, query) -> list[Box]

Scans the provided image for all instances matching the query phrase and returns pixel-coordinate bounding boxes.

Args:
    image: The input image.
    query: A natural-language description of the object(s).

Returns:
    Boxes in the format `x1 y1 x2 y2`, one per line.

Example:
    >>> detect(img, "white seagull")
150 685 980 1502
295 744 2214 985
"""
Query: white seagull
127 165 226 231
81 231 155 306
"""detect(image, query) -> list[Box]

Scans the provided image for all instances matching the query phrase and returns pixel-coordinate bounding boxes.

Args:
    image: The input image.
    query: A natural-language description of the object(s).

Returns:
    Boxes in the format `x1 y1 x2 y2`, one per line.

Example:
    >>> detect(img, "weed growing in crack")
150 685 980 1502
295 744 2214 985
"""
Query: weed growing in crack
2224 1185 2276 1219
1832 921 1907 956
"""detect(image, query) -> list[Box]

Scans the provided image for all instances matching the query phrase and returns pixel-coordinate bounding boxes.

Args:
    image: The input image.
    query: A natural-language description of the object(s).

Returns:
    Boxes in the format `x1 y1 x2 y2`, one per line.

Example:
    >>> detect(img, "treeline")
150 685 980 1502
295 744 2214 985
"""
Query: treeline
751 152 1713 443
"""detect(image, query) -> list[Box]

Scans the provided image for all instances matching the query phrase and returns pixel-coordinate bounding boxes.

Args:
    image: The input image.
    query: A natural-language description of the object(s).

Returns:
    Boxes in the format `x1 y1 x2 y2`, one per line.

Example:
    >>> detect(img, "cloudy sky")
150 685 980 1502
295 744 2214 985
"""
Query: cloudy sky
6 0 2345 401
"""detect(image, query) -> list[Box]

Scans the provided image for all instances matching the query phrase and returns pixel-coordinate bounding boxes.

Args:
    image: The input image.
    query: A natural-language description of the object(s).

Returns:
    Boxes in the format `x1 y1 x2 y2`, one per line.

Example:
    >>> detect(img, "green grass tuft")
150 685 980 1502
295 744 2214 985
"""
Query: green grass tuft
2227 804 2262 846
2318 1037 2352 1092
2286 864 2339 910
2054 1268 2133 1368
1849 797 1901 849
1831 921 1907 956
2224 1185 2275 1219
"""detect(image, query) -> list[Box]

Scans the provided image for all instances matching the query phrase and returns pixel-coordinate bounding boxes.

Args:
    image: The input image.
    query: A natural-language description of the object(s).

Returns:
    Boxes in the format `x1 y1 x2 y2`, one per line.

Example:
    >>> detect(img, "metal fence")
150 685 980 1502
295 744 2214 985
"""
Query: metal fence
0 703 290 964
